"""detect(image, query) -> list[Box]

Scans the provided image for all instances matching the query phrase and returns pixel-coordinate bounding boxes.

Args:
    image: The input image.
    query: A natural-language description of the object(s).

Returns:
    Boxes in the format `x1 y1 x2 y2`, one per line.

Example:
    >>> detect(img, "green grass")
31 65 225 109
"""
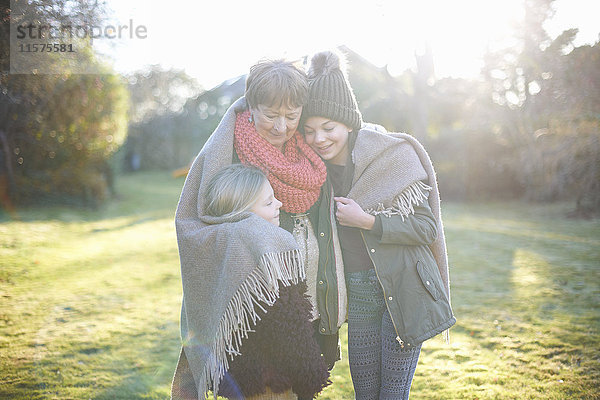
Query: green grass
1 172 599 399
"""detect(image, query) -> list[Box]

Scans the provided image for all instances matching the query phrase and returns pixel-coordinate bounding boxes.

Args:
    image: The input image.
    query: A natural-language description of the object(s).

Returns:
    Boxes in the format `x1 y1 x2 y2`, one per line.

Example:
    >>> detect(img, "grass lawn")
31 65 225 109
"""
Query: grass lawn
1 171 598 399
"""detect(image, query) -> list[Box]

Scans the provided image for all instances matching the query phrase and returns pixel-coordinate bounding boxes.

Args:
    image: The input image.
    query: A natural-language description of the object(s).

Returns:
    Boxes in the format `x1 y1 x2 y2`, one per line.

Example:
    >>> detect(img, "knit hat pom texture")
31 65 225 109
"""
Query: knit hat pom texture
308 51 343 79
304 50 362 132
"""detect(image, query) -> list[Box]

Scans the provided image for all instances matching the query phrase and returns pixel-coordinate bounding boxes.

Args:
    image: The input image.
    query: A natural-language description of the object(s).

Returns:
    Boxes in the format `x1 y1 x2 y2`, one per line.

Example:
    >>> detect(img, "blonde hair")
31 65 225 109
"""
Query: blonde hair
204 164 268 219
245 59 308 109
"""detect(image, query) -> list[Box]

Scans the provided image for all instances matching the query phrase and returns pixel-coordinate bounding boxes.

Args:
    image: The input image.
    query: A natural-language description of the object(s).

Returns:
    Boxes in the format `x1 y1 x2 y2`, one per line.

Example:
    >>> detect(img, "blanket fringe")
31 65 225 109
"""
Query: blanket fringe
442 329 450 345
197 249 304 399
365 180 432 220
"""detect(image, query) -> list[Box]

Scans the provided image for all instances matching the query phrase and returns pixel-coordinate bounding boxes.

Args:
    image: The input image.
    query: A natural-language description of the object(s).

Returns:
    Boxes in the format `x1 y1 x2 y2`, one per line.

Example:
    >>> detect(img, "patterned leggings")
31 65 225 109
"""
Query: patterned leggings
346 269 422 400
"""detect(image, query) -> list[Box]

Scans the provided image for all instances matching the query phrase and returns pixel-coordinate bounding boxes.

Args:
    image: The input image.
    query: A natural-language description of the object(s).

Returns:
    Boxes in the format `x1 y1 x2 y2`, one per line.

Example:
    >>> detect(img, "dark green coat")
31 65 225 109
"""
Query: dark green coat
312 177 344 336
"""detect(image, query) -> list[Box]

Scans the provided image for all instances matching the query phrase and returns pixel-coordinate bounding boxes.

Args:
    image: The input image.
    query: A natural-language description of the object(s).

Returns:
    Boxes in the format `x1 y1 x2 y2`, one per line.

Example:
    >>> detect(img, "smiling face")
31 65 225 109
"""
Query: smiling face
303 116 352 165
250 180 282 226
251 104 302 152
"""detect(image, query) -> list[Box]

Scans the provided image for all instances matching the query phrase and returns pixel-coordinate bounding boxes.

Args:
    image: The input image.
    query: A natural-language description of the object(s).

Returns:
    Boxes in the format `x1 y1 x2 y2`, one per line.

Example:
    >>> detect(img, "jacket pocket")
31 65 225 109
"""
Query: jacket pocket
416 260 440 301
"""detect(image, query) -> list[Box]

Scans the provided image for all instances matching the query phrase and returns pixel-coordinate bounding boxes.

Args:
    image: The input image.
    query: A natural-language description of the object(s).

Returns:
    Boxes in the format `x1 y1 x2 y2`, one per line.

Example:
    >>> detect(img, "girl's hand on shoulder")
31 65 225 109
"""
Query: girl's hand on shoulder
334 197 375 230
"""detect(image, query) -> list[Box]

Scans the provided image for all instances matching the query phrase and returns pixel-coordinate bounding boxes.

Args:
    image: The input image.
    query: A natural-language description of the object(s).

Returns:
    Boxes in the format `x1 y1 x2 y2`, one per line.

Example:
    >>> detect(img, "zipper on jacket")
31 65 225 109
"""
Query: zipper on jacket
360 230 408 348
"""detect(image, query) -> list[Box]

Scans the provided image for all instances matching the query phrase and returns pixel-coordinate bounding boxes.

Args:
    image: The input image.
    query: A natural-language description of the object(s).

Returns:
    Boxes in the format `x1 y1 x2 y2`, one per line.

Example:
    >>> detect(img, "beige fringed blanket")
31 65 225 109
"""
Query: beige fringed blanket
349 124 450 299
172 210 304 399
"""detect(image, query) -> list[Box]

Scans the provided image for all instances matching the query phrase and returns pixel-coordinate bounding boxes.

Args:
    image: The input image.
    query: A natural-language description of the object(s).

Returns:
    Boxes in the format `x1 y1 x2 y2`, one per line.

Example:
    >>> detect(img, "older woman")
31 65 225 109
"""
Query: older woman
171 59 346 400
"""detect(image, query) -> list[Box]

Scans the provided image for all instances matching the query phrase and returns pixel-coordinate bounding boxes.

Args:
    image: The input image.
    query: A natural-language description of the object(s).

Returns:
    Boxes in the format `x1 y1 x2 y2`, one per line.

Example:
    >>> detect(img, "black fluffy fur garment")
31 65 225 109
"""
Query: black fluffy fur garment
218 281 330 399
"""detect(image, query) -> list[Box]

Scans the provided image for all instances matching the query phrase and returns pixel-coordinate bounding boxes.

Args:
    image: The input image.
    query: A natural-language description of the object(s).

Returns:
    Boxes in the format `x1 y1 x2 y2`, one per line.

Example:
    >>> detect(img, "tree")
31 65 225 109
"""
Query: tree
0 0 128 208
126 65 202 125
122 66 203 171
480 0 600 213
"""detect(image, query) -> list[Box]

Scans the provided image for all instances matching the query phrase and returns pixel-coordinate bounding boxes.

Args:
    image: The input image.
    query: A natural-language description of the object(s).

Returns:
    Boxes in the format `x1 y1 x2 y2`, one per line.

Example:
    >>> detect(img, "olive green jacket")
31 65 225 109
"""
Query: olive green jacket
345 124 455 347
362 196 455 347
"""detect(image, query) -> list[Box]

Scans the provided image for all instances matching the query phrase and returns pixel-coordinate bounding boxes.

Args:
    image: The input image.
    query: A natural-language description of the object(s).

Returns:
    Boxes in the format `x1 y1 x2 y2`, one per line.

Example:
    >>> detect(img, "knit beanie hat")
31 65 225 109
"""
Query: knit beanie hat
302 50 363 132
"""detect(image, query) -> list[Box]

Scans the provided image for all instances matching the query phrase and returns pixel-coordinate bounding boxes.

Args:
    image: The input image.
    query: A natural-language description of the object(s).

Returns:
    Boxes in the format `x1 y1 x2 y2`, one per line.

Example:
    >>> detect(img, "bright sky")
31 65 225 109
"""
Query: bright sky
95 0 599 89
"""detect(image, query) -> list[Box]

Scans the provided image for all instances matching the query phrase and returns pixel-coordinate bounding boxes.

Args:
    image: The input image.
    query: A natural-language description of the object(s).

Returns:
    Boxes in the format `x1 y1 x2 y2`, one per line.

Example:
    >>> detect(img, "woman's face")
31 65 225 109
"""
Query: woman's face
250 180 282 226
303 117 351 165
250 104 302 152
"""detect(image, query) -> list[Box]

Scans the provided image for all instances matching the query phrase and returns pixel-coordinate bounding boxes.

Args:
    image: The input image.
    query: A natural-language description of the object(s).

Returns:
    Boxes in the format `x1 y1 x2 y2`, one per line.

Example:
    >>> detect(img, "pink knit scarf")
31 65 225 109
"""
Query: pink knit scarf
234 110 327 213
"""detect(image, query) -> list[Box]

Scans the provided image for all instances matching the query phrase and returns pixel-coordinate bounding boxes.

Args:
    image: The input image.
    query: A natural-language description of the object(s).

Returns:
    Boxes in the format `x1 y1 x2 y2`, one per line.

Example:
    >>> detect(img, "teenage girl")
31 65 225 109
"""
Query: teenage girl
301 50 455 400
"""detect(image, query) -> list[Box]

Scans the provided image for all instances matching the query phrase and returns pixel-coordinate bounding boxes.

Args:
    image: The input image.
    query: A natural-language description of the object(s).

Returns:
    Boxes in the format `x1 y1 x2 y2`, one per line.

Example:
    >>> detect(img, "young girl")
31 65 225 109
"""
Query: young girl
301 50 456 400
172 164 329 400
